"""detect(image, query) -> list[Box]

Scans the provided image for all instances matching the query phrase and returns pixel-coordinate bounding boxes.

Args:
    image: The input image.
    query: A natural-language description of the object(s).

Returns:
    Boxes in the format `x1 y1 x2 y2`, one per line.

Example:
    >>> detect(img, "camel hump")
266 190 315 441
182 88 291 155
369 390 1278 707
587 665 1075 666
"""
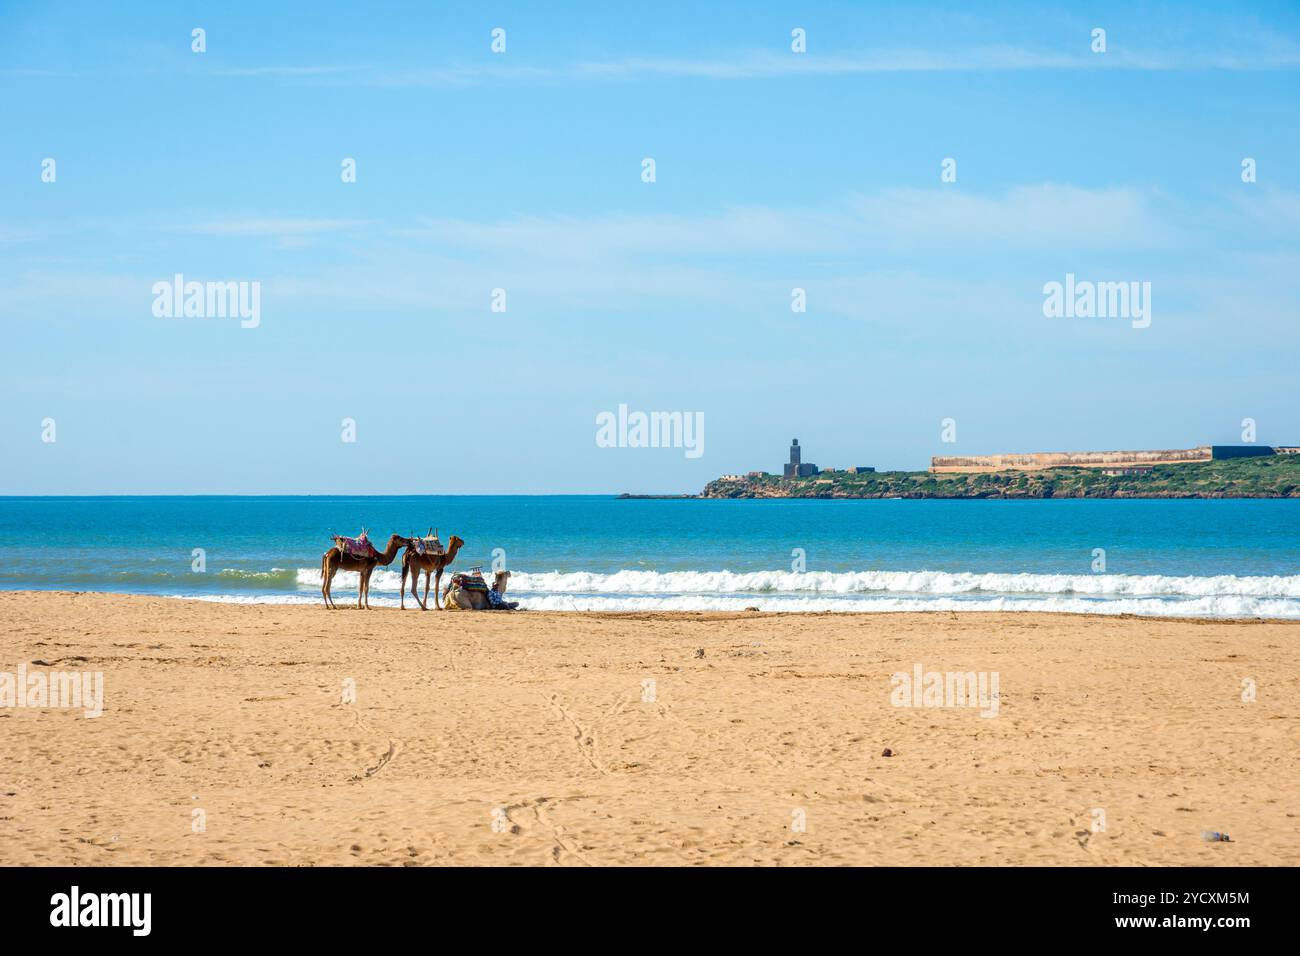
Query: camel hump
450 570 488 592
334 534 379 559
412 529 445 556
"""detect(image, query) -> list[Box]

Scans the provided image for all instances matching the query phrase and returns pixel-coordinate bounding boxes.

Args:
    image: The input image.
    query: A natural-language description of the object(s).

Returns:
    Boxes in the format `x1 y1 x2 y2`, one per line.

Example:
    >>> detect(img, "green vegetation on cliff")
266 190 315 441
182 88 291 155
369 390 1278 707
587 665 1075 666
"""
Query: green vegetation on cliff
701 455 1300 499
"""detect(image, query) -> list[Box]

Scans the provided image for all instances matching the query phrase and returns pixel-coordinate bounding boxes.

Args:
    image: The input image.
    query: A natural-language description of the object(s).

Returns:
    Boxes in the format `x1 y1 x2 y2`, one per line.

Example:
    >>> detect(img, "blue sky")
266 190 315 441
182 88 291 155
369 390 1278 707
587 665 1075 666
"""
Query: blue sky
2 1 1298 494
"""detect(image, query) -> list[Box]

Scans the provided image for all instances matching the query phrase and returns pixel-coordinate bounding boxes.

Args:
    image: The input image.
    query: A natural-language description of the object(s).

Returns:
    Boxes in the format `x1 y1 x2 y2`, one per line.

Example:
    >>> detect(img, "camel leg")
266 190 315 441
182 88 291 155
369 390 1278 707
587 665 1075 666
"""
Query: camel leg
366 562 379 609
414 565 427 610
400 559 406 610
323 554 337 609
434 567 444 610
422 570 432 610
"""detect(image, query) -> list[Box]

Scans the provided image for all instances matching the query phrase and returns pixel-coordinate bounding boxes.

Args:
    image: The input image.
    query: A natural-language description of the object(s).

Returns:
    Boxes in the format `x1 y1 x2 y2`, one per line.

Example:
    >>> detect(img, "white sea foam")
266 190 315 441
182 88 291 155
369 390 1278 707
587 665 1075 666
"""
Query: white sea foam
270 566 1300 618
501 568 1300 599
296 566 1300 598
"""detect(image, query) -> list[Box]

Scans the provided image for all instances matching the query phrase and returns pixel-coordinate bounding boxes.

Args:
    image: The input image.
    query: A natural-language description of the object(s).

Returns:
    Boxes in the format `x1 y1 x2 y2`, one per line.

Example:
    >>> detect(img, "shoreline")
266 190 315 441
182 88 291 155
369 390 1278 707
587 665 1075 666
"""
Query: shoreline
2 591 1296 866
3 590 1297 623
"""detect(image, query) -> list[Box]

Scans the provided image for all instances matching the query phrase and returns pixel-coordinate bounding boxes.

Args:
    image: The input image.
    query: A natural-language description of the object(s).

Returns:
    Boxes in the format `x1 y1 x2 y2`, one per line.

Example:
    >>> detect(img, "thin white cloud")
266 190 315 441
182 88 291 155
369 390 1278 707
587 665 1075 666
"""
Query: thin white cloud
396 185 1182 259
0 67 72 77
8 185 1288 265
181 218 366 238
7 19 1297 85
235 43 1300 89
4 186 1295 334
0 226 40 244
849 185 1180 248
396 207 844 259
1228 186 1300 232
212 65 362 77
9 43 1296 86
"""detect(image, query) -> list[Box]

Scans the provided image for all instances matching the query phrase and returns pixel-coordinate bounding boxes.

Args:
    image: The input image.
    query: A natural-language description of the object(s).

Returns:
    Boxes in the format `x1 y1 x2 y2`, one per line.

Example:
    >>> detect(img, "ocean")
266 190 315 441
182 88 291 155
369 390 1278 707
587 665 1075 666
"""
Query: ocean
1 496 1297 618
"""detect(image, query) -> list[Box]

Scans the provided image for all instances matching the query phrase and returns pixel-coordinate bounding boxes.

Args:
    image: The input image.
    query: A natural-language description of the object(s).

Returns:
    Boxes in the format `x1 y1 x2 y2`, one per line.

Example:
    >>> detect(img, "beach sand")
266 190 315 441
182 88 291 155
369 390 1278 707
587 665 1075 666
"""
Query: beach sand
0 591 1295 866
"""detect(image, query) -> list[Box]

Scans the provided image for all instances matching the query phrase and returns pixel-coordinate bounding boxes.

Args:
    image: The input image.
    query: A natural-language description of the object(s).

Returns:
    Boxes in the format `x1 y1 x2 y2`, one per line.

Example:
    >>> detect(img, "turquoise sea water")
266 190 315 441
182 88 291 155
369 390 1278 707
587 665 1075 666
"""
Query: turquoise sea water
0 496 1297 617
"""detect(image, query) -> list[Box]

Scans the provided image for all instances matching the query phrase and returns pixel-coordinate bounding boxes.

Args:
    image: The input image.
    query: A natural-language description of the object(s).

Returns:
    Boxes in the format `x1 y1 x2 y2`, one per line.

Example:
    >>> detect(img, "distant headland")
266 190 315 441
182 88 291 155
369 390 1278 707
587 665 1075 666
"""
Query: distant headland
684 439 1300 499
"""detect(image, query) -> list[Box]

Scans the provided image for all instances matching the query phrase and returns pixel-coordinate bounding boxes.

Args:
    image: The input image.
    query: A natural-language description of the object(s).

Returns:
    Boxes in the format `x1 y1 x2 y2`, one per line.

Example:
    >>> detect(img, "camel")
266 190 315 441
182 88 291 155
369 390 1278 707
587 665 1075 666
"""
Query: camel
320 532 408 609
444 569 514 611
399 533 465 610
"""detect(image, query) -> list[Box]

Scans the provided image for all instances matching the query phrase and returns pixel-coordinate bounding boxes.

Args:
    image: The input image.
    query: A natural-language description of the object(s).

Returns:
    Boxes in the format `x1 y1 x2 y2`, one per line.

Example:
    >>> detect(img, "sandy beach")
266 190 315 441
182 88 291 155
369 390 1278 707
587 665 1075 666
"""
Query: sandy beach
0 591 1295 866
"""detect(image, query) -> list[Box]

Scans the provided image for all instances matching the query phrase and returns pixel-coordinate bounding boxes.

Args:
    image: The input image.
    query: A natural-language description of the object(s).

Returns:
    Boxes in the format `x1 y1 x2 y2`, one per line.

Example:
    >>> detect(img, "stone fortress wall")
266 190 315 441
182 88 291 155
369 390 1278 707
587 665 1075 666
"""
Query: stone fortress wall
931 445 1278 474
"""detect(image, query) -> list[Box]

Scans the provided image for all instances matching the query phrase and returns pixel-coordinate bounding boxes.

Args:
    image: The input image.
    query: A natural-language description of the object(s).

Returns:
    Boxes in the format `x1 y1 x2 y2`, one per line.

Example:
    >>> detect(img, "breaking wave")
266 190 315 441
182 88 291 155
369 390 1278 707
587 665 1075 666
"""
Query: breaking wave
499 569 1300 599
276 567 1300 618
215 568 298 586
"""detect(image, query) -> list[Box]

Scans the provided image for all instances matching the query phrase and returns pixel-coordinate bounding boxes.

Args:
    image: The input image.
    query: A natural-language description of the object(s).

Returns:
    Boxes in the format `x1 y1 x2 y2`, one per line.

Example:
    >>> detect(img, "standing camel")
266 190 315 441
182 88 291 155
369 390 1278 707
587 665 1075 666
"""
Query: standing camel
320 533 408 609
399 534 465 610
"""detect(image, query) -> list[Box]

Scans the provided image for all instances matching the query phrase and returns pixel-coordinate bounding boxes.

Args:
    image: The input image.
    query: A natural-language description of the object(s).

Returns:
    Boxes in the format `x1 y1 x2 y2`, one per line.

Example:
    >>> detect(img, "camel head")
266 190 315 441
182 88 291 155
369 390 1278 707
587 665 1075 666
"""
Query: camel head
493 569 511 593
447 535 465 555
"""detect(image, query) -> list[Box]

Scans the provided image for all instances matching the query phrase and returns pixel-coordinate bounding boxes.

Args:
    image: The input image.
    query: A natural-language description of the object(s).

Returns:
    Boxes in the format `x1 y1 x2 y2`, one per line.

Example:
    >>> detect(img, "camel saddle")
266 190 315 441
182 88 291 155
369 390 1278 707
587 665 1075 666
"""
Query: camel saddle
412 535 445 557
449 572 489 593
334 533 379 559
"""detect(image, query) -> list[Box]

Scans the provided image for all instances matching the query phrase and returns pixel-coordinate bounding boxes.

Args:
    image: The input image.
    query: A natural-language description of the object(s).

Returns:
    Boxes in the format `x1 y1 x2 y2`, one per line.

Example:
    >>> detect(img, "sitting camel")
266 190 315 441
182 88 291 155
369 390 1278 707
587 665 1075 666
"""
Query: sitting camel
399 533 465 610
444 569 516 610
320 532 408 609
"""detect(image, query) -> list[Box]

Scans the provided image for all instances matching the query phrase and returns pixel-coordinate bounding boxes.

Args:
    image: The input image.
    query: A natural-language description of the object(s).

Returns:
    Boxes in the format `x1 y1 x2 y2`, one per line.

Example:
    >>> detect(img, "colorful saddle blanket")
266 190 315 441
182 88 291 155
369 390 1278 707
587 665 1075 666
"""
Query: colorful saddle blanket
450 572 489 593
412 536 445 556
335 534 379 559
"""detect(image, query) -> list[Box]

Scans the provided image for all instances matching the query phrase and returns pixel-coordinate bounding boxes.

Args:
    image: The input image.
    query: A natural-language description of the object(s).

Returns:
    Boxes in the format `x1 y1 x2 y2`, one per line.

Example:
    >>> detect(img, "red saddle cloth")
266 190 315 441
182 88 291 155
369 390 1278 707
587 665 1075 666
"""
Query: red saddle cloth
335 534 379 559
